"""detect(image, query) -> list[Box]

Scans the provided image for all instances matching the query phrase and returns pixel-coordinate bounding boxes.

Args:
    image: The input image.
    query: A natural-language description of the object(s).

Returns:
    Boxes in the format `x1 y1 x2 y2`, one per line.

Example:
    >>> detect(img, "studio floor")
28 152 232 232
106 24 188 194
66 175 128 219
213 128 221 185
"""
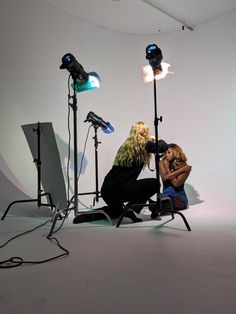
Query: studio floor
1 202 236 314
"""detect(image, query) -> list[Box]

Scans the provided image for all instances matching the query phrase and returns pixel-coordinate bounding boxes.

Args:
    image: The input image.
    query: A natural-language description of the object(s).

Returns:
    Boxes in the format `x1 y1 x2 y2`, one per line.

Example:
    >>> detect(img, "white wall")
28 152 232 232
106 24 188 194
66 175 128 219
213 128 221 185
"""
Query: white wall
1 0 235 211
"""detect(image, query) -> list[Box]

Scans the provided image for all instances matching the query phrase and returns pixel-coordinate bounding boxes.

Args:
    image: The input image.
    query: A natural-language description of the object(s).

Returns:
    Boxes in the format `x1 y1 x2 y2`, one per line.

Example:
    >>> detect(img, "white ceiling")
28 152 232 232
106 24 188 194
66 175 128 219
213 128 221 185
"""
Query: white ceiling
41 0 236 34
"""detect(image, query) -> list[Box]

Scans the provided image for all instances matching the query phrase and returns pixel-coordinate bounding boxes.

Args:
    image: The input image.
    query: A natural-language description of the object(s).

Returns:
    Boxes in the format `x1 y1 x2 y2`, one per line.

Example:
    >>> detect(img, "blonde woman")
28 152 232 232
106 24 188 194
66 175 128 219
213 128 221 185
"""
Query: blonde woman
101 121 168 222
159 143 191 210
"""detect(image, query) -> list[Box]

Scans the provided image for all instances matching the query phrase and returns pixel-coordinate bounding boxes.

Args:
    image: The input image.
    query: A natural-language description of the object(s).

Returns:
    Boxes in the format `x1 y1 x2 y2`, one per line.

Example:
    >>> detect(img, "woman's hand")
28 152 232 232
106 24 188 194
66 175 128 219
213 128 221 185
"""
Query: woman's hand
183 165 192 173
160 160 191 188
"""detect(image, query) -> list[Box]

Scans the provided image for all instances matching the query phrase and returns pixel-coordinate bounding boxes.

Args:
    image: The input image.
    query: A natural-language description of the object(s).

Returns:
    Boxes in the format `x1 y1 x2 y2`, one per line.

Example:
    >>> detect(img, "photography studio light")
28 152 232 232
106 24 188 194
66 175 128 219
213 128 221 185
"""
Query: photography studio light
142 62 172 82
60 53 101 93
60 53 89 82
146 44 163 73
59 53 101 215
72 72 101 94
143 44 172 82
84 111 114 134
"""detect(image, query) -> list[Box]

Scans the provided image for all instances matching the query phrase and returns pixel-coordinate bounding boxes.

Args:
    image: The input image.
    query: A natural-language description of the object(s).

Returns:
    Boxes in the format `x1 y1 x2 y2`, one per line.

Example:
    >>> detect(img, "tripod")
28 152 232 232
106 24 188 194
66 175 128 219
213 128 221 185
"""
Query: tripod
1 122 54 221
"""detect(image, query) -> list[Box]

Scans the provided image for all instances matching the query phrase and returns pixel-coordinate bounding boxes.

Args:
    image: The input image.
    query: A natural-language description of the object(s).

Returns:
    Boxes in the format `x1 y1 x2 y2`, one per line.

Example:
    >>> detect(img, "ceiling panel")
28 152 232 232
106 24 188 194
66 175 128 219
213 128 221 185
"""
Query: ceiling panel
40 0 236 34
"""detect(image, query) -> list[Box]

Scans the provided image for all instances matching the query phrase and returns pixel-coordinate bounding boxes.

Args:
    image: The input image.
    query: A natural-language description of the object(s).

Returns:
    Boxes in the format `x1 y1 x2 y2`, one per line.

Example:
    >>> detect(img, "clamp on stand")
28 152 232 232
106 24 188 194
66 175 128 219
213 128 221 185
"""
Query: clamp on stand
151 75 162 220
1 122 54 221
69 77 79 216
116 44 191 231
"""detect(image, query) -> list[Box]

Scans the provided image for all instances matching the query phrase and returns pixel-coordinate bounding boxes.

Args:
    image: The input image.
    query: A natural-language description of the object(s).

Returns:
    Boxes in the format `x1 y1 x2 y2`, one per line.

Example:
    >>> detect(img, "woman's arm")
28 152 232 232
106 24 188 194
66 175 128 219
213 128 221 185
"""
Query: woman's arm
159 159 191 187
169 171 191 188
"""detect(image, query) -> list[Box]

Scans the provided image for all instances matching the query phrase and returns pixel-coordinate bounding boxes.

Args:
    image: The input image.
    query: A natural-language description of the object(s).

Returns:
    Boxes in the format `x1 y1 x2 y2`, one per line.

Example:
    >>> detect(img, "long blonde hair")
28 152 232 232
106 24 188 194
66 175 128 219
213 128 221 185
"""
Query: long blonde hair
114 121 154 167
164 143 187 170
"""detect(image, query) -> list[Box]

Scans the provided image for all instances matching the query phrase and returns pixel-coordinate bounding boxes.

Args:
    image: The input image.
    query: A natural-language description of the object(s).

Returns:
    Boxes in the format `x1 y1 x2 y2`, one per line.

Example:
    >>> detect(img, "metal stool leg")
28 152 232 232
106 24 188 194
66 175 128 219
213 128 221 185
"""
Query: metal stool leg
116 205 129 228
116 199 191 231
160 196 175 219
160 196 191 231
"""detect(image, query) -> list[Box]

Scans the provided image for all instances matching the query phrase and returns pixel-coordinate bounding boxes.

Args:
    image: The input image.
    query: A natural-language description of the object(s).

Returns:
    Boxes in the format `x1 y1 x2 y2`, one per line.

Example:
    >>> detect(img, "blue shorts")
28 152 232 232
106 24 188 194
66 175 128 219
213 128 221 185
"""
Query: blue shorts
162 186 188 208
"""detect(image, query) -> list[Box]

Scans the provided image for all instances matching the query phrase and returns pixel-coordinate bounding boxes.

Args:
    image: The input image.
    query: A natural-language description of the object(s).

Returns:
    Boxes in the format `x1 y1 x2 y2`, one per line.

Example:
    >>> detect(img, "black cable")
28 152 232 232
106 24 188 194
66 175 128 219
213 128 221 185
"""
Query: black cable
67 74 72 202
0 76 78 268
51 208 69 234
47 74 78 236
51 73 83 234
77 124 92 182
52 74 95 235
148 164 155 172
0 219 50 249
64 124 92 205
52 124 92 234
0 219 69 269
148 153 164 172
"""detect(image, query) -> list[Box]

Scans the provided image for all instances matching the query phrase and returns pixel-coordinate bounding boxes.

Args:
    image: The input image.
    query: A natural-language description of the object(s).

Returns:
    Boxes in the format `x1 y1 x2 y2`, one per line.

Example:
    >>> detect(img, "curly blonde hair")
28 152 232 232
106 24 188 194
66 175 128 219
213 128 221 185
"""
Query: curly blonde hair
113 121 154 167
164 143 187 170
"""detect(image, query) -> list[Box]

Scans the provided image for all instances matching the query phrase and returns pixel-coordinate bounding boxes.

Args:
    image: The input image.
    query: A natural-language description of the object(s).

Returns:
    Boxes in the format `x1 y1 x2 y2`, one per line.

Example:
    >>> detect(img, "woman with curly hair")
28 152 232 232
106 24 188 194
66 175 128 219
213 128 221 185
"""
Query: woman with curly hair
159 143 192 210
100 121 169 222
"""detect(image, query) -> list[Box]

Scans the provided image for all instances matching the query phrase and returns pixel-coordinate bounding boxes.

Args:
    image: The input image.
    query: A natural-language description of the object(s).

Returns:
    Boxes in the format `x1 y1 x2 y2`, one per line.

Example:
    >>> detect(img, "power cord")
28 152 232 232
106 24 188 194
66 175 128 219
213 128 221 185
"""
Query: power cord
0 219 69 269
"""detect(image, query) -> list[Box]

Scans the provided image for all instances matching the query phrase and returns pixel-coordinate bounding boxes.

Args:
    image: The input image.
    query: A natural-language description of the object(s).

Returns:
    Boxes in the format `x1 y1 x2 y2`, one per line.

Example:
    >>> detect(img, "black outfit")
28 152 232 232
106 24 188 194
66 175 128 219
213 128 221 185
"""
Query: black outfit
101 140 169 218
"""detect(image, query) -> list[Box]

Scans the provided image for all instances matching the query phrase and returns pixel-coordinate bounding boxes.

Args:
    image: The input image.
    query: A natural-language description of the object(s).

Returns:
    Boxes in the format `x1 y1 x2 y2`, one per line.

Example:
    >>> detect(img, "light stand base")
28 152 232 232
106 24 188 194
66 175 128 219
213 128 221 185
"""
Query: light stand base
116 199 191 231
1 194 54 221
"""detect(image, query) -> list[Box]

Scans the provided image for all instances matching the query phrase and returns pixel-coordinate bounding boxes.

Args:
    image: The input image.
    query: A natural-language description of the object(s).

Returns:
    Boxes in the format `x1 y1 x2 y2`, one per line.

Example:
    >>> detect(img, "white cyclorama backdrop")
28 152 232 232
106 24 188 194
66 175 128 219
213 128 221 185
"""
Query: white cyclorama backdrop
0 0 235 214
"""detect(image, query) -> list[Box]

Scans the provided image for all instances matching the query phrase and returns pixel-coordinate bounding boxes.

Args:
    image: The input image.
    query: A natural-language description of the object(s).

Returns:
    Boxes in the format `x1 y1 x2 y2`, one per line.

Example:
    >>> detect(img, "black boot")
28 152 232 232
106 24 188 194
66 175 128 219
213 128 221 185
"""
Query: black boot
125 210 142 223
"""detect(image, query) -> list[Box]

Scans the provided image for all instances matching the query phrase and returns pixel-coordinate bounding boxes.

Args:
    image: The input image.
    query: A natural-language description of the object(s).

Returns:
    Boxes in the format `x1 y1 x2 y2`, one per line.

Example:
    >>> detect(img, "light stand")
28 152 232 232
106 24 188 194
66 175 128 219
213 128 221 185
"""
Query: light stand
152 72 162 220
70 112 115 225
1 122 54 220
116 45 192 230
93 126 100 204
143 44 191 230
78 111 114 206
77 124 100 205
70 76 79 216
59 53 101 216
145 44 164 220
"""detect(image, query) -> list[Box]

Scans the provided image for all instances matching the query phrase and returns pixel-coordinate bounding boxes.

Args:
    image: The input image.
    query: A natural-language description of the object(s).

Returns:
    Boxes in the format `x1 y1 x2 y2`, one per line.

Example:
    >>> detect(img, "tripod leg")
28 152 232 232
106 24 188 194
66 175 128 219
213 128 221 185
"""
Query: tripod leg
160 209 191 231
116 203 145 228
116 207 128 228
41 192 54 210
93 196 96 207
48 204 63 237
174 211 191 231
48 212 60 237
1 199 38 221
